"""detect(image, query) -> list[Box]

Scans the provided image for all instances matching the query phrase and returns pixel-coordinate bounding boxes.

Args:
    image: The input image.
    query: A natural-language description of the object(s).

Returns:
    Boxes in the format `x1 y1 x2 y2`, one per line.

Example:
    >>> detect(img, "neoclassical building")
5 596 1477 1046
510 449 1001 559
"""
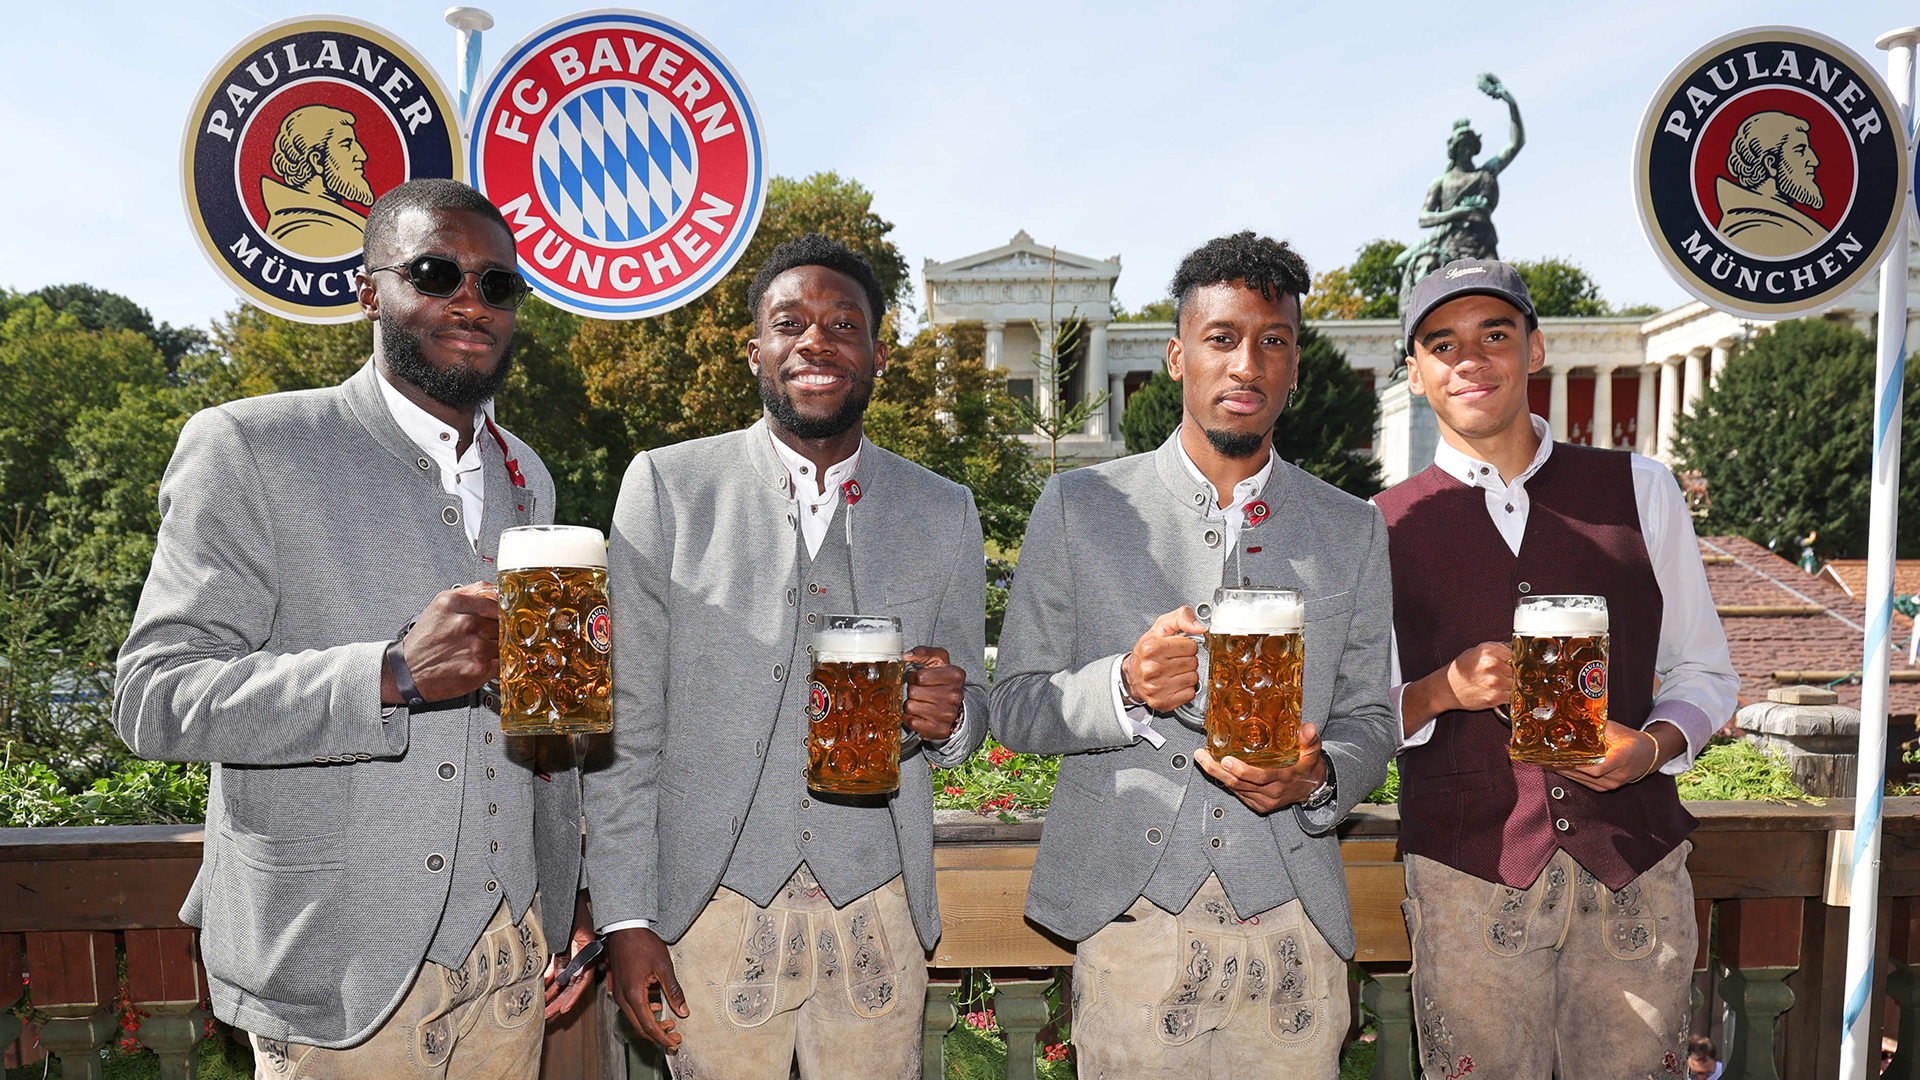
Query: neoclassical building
924 231 1920 484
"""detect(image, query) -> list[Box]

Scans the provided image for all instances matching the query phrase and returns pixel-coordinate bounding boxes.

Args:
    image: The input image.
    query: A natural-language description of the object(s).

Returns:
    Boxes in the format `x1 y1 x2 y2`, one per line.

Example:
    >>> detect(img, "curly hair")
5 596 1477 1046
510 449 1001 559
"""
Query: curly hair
1169 230 1310 334
362 179 514 267
747 234 889 339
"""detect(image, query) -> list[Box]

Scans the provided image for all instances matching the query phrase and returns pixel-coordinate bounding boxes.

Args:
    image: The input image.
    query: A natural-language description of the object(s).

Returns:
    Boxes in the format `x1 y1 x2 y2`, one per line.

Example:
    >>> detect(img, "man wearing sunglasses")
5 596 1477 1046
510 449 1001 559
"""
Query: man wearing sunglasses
115 178 589 1079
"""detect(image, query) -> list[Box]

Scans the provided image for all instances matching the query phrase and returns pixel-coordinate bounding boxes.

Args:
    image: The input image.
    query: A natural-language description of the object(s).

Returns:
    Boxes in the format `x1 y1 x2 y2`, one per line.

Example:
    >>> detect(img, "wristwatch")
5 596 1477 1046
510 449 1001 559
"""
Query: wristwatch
1300 756 1338 812
387 620 427 710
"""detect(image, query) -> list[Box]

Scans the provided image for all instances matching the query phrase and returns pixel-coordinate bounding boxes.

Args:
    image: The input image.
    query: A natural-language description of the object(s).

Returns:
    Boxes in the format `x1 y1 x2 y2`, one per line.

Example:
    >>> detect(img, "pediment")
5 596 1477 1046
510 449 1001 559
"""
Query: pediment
925 229 1120 279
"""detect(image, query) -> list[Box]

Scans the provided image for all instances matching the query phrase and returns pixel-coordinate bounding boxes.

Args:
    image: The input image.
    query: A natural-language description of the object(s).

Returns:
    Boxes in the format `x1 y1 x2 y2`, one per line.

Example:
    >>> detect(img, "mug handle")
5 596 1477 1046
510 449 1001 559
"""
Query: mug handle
899 658 929 751
1169 632 1210 731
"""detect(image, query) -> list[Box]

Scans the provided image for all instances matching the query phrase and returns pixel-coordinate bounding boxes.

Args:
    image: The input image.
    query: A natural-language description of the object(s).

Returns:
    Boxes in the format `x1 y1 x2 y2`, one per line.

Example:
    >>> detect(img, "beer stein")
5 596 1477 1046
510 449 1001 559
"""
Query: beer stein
1508 594 1608 766
1175 587 1306 768
496 525 613 735
806 614 915 795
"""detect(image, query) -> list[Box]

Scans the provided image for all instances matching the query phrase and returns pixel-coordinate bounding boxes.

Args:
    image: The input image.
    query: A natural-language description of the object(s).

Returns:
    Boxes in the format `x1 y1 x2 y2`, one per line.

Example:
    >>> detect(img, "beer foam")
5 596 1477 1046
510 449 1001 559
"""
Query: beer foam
1512 599 1609 636
497 525 607 571
813 628 906 664
1209 593 1304 635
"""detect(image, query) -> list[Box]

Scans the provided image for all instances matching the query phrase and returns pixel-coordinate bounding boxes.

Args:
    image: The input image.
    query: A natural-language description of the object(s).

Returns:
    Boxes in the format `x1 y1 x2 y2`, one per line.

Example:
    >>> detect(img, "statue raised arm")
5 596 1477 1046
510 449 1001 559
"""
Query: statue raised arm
1396 73 1525 314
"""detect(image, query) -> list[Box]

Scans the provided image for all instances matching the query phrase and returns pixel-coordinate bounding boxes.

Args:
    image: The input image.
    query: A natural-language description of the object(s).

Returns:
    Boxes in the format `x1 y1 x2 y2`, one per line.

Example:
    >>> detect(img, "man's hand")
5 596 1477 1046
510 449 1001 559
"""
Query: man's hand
1194 723 1329 815
903 646 964 742
1122 608 1206 712
1553 720 1683 793
606 927 688 1049
1403 642 1512 734
382 582 500 704
543 890 598 1019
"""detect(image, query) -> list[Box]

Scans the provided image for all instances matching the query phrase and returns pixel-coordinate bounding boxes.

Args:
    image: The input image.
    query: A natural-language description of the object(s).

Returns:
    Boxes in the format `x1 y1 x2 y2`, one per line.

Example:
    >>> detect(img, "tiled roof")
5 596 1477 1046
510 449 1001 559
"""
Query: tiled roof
1818 559 1920 600
1700 535 1920 716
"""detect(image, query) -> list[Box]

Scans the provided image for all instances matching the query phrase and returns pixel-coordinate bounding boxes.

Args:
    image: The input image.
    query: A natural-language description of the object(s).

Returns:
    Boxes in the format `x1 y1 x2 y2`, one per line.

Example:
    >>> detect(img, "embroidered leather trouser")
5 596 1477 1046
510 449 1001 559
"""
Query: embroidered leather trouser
1403 842 1697 1080
666 867 923 1080
1071 875 1348 1080
249 895 546 1080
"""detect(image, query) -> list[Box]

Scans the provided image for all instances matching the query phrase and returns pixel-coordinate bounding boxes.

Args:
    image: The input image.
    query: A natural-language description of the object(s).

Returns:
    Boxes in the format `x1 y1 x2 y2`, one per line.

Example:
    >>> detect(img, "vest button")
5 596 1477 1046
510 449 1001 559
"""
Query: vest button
1555 818 1571 832
490 840 499 853
442 506 460 526
486 879 498 893
729 816 740 834
773 664 785 681
807 613 818 624
488 802 498 815
437 762 456 781
1551 786 1566 799
1145 828 1164 844
1212 806 1225 819
424 853 445 873
809 583 820 594
754 740 766 758
1195 604 1212 620
1209 837 1223 849
417 457 432 471
1204 529 1221 547
486 766 496 779
787 589 797 606
1518 582 1532 594
1171 754 1188 770
801 830 814 843
484 731 494 745
800 798 811 809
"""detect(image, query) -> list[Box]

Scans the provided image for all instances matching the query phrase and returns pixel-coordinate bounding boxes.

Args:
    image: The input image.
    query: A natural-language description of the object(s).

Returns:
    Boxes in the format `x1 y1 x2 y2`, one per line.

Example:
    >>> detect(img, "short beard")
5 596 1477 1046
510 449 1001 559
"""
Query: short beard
323 156 375 205
759 369 872 440
1203 426 1269 460
379 313 514 409
1779 168 1824 210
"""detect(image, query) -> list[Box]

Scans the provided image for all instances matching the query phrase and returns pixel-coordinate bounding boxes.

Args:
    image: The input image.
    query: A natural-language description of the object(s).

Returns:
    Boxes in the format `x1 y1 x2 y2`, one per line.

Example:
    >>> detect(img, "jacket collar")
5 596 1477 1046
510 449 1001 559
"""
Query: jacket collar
744 415 881 502
1153 427 1290 524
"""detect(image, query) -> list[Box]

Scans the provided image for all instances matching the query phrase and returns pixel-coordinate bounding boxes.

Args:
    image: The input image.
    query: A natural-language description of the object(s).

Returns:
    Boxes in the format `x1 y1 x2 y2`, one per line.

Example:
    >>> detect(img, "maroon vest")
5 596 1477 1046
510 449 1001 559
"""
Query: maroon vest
1374 443 1695 890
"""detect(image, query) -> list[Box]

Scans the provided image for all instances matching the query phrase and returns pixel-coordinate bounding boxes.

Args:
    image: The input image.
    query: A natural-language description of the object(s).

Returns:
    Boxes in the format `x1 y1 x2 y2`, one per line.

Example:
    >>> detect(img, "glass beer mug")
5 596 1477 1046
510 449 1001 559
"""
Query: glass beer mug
496 525 613 735
806 614 914 795
1508 594 1608 766
1175 587 1306 768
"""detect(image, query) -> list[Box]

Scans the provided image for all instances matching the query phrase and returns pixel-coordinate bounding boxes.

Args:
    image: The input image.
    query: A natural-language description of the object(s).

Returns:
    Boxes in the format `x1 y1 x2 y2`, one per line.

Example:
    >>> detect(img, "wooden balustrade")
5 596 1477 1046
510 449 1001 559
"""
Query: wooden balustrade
5 801 1920 1079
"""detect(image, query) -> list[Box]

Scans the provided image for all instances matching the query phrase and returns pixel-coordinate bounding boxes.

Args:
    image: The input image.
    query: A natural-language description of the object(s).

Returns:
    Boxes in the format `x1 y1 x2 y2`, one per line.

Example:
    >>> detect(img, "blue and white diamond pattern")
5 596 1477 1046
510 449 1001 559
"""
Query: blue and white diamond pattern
534 84 698 248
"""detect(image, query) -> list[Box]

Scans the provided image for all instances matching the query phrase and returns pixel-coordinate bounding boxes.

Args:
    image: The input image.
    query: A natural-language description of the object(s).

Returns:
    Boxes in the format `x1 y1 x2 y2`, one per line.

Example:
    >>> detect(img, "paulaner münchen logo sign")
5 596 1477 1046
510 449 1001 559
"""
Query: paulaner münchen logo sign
181 17 462 324
1635 26 1909 321
467 10 767 319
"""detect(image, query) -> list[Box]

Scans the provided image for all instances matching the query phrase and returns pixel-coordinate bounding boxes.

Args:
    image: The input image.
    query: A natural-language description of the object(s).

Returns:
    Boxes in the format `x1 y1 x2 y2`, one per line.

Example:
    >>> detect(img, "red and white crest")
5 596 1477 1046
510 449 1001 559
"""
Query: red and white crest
467 10 767 319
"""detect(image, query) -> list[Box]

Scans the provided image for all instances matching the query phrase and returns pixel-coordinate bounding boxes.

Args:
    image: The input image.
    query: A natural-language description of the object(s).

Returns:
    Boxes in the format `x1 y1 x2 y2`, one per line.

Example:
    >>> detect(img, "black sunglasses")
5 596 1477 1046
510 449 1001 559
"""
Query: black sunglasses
369 255 530 311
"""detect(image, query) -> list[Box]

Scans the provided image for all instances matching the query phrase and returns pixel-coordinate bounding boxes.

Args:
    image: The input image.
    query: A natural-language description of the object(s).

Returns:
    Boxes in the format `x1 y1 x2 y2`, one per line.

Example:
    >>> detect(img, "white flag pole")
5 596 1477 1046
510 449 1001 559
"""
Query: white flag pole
1841 26 1917 1080
445 7 494 126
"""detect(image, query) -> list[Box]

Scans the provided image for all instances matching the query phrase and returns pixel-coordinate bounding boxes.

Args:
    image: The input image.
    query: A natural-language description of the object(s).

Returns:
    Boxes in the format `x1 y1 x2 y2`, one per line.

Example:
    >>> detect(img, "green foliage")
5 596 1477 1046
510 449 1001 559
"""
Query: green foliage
1111 297 1176 323
0 753 208 827
1511 258 1610 317
866 322 1043 550
492 298 620 530
26 283 211 369
1676 739 1809 802
1008 264 1110 475
1305 240 1404 320
1363 761 1401 804
1120 369 1182 454
1673 318 1920 560
934 736 1060 819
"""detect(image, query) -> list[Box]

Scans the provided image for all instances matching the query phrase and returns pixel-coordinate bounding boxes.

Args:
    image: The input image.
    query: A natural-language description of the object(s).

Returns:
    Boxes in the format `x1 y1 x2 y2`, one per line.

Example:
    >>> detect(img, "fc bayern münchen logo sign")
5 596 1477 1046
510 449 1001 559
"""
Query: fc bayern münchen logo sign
468 10 768 319
181 17 462 324
1635 26 1909 321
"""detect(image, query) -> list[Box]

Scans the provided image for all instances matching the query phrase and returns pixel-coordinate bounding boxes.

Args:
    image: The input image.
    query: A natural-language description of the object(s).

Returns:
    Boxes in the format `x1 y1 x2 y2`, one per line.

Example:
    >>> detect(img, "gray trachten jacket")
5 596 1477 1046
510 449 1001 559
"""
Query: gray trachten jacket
113 362 581 1047
583 421 989 949
991 432 1396 953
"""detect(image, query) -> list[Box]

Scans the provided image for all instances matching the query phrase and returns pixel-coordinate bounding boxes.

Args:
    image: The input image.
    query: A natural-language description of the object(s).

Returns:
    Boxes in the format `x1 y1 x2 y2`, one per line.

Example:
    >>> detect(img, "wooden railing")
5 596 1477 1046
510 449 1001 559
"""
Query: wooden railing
6 800 1920 1079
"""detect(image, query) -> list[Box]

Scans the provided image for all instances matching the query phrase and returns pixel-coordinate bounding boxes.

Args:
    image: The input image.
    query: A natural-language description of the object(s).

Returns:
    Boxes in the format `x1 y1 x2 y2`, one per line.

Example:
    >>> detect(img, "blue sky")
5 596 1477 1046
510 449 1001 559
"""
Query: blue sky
2 1 1915 332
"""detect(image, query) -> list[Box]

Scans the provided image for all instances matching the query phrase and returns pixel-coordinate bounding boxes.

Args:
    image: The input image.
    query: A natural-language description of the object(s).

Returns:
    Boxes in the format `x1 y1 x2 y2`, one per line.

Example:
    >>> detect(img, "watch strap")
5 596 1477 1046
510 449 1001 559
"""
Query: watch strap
386 636 427 710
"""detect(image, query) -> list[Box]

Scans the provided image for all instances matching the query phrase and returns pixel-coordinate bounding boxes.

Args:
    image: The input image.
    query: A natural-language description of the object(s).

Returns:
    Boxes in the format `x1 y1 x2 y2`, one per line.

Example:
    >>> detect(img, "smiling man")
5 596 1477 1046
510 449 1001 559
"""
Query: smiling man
114 179 591 1078
1375 259 1738 1079
991 231 1396 1079
585 233 987 1079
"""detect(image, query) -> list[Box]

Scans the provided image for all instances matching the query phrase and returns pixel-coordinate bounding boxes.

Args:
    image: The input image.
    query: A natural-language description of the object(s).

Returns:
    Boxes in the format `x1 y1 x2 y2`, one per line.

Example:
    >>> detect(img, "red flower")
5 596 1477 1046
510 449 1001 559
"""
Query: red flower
987 747 1015 766
1044 1043 1070 1062
944 786 965 796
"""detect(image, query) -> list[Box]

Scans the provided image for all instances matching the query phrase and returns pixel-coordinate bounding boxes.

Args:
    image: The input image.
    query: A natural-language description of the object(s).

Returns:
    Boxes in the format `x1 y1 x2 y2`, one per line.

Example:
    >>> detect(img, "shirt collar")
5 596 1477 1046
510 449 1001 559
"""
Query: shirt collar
1173 426 1276 511
376 370 493 464
767 427 860 503
1431 413 1553 489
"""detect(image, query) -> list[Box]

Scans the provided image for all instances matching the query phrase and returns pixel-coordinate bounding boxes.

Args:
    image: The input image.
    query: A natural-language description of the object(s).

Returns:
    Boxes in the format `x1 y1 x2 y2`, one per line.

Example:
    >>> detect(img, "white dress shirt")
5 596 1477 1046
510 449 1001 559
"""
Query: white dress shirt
767 429 861 559
1108 432 1280 748
376 372 491 549
1389 414 1741 773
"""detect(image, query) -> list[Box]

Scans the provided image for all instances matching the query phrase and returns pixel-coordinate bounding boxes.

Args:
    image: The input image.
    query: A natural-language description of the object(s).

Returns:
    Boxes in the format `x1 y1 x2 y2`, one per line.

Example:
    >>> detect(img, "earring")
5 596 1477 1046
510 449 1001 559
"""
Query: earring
1286 384 1298 407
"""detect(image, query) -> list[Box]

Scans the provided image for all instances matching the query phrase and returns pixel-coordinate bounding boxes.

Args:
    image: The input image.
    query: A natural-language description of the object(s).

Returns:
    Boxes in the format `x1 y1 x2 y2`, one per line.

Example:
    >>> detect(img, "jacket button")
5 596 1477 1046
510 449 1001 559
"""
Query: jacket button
773 664 785 681
809 583 820 594
1551 786 1566 800
482 692 498 711
425 853 445 873
1145 828 1163 844
1210 837 1223 849
1195 603 1211 620
1555 818 1570 832
486 766 496 779
754 740 766 758
801 830 813 843
1204 529 1220 547
729 816 740 835
437 762 457 781
488 802 498 815
807 613 818 624
800 798 811 809
484 731 494 745
417 457 432 471
1171 754 1188 770
1193 492 1206 505
486 879 498 893
1518 582 1532 594
442 506 461 526
1212 806 1225 819
490 840 499 853
787 589 797 606
1242 576 1251 587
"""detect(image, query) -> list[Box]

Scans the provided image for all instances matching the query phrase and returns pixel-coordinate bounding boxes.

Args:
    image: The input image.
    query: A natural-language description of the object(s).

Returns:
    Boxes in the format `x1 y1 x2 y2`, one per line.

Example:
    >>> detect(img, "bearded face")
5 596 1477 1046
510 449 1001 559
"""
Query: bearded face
1775 130 1824 210
320 127 375 206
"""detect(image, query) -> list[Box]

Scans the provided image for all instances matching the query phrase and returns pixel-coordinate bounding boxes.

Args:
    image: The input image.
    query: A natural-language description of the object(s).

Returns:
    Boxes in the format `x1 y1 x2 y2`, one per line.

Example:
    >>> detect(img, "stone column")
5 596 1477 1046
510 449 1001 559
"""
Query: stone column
1657 358 1681 459
1637 366 1658 456
1711 341 1732 386
983 322 1005 371
1085 320 1110 435
1592 367 1614 449
1109 373 1126 439
1736 685 1861 797
1548 365 1570 441
1684 349 1706 416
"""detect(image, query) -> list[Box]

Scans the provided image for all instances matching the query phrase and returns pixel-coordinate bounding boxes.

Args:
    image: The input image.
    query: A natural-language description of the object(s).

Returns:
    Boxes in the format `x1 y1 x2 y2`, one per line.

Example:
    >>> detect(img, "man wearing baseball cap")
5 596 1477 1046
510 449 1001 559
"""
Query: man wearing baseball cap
1372 259 1738 1078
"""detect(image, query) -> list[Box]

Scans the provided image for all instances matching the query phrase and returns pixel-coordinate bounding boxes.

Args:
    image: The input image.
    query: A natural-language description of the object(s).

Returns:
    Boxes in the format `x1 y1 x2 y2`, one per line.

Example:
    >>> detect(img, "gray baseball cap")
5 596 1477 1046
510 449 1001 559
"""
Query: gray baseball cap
1402 258 1537 353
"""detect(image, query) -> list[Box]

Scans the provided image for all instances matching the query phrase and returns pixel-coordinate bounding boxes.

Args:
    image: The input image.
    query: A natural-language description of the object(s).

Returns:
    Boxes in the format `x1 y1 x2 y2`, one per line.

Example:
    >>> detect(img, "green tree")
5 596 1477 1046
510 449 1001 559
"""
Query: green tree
212 303 372 396
1116 326 1383 497
27 283 210 369
572 172 911 454
1111 298 1176 322
1511 258 1609 317
1673 318 1920 559
866 321 1043 549
1308 240 1405 320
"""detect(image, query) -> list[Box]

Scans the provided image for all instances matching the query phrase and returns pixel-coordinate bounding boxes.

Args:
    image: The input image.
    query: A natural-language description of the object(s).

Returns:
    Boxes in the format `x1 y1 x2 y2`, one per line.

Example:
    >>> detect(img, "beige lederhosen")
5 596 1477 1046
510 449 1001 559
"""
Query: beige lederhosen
664 866 924 1080
1404 842 1697 1080
1071 874 1349 1080
249 896 546 1080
